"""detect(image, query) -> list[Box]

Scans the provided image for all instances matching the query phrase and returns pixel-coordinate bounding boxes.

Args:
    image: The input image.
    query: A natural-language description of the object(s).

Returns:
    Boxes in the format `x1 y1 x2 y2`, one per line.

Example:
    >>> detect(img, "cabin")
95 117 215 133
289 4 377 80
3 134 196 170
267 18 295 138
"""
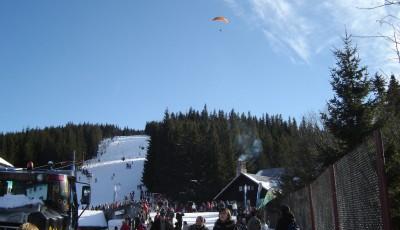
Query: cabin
213 161 283 207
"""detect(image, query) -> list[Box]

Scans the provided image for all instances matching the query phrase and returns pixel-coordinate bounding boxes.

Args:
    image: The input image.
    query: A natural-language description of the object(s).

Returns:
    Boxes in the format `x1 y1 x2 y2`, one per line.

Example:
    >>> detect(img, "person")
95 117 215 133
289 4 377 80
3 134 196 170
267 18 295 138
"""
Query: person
20 223 39 230
213 208 235 230
166 207 175 224
276 205 297 230
135 214 142 229
246 210 261 230
182 221 189 230
137 220 147 230
176 212 185 230
150 208 174 230
234 215 247 230
121 220 130 230
231 201 238 216
217 201 226 212
189 216 209 230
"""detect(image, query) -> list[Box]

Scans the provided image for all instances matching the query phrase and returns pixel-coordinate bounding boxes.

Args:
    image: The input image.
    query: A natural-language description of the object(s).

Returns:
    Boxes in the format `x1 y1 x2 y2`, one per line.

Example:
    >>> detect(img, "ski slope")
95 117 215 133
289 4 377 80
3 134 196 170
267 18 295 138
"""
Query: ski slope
77 135 150 206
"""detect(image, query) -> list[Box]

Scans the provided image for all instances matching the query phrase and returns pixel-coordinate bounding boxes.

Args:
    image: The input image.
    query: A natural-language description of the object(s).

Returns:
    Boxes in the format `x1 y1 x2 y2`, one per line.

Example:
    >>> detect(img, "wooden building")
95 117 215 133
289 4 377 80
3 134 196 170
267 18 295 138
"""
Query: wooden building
213 161 283 207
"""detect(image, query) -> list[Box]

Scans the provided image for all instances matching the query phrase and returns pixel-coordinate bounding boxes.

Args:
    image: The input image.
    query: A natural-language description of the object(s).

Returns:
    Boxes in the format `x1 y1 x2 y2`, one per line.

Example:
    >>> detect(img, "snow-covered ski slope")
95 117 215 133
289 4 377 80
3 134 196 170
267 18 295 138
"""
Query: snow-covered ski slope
77 135 149 206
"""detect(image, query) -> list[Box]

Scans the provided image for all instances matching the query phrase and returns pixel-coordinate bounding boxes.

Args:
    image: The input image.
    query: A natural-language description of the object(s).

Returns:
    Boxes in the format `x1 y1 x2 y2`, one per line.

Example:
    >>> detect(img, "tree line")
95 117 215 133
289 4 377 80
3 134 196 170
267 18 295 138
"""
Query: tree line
0 123 143 168
142 108 325 202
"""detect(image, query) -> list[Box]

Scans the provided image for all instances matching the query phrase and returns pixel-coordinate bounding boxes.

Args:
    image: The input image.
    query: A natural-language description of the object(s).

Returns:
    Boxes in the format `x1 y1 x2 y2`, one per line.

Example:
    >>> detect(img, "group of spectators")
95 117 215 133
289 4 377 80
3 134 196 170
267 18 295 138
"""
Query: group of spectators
148 199 238 214
110 198 298 230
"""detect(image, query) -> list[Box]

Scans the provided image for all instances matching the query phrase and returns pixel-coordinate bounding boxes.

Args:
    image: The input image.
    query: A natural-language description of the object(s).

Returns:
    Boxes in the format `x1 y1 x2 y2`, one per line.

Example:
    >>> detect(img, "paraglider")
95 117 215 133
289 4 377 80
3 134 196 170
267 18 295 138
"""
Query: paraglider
212 16 229 32
212 16 229 24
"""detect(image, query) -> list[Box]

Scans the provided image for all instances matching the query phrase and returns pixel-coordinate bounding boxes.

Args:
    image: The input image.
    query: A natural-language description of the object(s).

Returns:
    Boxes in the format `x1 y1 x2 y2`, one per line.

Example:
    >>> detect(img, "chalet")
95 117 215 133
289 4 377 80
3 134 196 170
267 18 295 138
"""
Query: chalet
213 161 283 207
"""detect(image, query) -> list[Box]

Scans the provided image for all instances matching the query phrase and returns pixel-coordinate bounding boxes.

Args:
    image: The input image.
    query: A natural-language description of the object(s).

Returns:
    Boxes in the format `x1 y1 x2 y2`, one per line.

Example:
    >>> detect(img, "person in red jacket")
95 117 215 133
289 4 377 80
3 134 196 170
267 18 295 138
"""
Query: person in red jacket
121 220 130 230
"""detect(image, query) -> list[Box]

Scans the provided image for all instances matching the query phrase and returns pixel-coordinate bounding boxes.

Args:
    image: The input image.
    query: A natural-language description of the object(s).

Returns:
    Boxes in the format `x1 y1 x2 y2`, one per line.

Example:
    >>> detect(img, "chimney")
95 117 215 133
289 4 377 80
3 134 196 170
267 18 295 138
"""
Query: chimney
236 160 247 176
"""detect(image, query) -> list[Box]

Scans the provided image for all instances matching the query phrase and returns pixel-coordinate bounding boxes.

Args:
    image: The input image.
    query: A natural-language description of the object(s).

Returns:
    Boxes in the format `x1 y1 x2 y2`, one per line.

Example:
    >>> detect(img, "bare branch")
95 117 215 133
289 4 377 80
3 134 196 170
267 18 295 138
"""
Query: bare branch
357 0 400 10
356 0 400 63
353 34 399 44
393 31 400 62
379 14 400 22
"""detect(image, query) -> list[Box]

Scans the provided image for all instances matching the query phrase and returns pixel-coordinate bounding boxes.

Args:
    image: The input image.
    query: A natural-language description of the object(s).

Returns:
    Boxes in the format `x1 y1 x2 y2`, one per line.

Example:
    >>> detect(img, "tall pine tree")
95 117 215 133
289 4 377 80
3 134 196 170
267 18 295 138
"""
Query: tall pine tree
321 33 376 153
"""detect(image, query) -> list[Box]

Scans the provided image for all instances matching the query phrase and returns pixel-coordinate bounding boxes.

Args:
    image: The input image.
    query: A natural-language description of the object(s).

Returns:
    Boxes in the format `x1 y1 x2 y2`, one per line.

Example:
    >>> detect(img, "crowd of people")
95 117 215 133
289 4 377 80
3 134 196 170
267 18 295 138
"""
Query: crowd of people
111 193 298 230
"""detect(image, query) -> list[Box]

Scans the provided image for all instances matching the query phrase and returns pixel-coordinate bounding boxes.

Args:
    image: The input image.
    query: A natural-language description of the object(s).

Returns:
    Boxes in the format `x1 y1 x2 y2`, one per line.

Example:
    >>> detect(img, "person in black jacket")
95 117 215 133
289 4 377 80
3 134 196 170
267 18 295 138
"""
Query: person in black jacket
213 208 235 230
151 209 174 230
276 205 297 230
176 212 185 230
189 216 209 230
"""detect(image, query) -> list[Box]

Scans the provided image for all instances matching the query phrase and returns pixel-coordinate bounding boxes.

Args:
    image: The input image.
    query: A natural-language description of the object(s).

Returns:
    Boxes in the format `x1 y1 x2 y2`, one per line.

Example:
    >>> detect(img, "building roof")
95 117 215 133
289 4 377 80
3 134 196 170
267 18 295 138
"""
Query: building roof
0 157 13 168
256 168 285 179
243 173 273 189
213 172 278 200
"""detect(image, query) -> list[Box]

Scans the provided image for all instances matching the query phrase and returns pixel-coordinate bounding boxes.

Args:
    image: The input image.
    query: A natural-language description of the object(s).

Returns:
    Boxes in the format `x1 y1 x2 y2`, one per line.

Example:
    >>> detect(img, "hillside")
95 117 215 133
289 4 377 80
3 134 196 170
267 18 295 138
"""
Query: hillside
77 135 149 206
0 123 143 167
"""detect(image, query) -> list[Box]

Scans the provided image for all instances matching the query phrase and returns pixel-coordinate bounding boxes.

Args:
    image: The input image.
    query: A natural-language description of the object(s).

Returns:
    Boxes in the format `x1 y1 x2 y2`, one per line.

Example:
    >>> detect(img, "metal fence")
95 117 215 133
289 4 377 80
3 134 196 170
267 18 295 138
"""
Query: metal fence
282 132 391 230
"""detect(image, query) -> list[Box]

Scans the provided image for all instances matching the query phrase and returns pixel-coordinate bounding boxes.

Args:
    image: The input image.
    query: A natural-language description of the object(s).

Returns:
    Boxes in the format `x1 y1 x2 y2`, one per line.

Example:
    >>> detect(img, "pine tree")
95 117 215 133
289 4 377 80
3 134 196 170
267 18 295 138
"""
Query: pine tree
321 33 376 153
387 75 400 114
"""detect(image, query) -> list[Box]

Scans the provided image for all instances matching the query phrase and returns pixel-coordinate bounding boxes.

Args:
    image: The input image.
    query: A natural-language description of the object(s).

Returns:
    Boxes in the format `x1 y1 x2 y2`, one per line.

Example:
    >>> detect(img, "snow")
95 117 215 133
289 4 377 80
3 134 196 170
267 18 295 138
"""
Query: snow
90 135 149 163
0 157 13 167
78 210 107 227
77 135 150 206
0 194 43 209
108 219 124 230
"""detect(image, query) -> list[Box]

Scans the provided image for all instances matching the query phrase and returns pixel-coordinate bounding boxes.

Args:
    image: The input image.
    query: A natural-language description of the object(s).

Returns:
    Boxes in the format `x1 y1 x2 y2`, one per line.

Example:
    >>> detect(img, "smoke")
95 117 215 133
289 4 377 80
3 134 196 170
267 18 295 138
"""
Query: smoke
236 134 263 161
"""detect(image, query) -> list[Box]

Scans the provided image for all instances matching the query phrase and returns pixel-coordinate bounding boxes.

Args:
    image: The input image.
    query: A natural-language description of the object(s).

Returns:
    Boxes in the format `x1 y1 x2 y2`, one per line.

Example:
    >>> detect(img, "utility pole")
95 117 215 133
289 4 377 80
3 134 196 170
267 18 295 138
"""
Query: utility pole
73 150 76 176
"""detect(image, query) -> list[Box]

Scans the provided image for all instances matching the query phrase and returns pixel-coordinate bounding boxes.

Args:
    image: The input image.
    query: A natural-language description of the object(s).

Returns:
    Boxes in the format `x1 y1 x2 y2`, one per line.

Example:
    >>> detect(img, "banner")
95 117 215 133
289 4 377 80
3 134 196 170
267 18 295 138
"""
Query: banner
257 189 275 209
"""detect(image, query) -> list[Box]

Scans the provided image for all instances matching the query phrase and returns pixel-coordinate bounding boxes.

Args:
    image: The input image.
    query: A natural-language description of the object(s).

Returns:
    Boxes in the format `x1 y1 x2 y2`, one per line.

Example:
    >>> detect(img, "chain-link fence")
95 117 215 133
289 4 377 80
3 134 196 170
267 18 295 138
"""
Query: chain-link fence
284 186 312 230
311 169 334 230
280 133 390 230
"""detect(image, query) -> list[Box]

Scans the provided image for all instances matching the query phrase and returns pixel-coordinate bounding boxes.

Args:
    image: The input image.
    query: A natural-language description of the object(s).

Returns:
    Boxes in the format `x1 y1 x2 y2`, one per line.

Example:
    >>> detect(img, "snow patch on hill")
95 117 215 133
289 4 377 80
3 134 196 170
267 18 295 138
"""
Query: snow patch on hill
77 135 149 206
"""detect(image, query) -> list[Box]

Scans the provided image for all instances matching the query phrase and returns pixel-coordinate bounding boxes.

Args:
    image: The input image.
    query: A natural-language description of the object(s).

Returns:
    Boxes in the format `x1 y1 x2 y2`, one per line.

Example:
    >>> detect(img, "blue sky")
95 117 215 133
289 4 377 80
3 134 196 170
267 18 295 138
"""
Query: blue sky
0 0 398 132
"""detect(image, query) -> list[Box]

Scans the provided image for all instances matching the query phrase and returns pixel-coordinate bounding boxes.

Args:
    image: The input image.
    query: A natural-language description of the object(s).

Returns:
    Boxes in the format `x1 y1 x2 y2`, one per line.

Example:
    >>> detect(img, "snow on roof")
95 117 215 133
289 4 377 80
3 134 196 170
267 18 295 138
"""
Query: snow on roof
213 172 275 200
0 157 13 168
243 173 272 190
256 168 285 179
78 210 107 227
0 194 43 208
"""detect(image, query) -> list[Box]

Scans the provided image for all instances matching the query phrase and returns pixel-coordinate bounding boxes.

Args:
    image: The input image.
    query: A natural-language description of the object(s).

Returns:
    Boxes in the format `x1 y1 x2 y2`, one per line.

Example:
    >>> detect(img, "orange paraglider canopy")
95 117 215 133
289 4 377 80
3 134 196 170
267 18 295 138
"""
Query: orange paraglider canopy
212 16 229 23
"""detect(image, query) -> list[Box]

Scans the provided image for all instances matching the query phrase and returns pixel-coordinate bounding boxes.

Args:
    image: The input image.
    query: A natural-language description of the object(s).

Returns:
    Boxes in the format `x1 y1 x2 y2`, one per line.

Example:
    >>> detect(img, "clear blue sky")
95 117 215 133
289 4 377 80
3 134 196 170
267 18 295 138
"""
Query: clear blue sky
0 0 396 133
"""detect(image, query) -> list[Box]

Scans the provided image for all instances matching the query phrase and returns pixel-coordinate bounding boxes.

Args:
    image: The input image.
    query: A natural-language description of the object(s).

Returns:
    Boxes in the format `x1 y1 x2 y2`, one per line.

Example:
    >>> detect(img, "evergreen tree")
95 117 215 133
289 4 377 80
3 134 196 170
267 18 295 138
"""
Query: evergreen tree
321 33 376 153
387 75 400 114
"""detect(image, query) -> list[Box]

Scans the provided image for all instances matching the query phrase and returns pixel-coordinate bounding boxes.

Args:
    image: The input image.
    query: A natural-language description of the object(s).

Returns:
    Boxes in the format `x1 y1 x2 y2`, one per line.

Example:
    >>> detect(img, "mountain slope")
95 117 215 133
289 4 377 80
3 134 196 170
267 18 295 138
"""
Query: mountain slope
77 135 149 206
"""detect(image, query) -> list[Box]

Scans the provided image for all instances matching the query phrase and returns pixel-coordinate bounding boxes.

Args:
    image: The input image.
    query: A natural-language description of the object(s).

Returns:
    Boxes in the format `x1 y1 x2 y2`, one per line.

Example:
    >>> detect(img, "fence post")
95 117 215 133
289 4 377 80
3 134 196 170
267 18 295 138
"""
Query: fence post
329 165 340 230
308 184 316 230
374 130 391 230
